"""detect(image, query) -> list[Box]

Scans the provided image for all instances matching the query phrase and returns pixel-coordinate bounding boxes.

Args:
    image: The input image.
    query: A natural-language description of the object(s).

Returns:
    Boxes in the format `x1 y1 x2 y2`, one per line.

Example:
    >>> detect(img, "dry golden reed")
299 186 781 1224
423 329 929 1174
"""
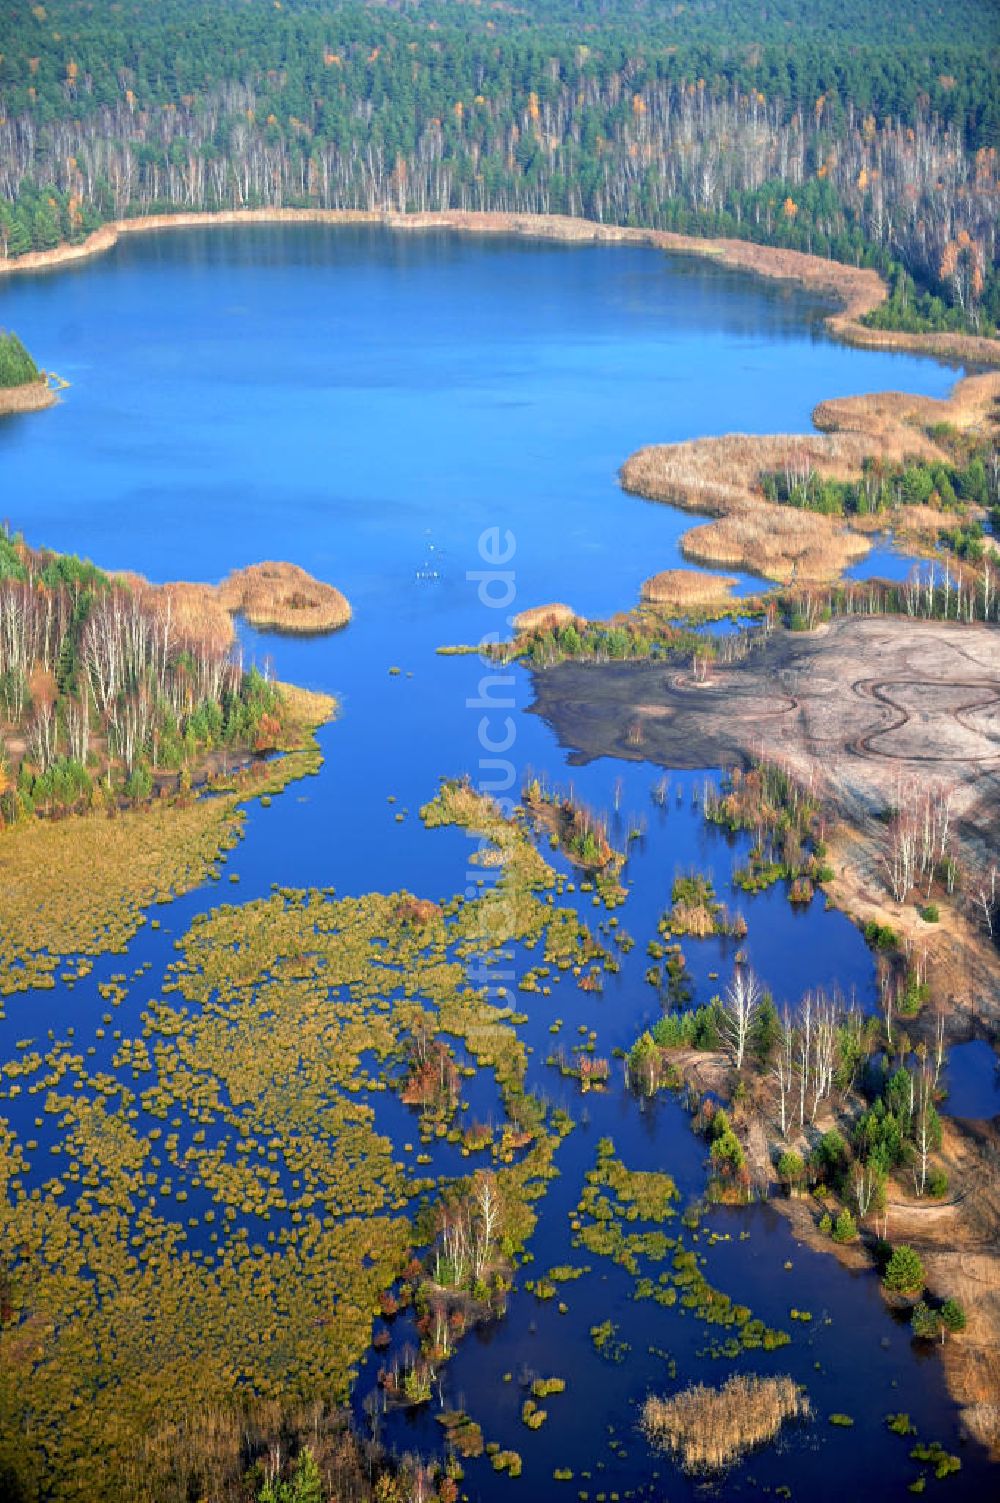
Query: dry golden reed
512 602 581 632
642 1373 808 1470
118 562 352 642
217 561 351 633
621 371 1000 585
640 567 738 609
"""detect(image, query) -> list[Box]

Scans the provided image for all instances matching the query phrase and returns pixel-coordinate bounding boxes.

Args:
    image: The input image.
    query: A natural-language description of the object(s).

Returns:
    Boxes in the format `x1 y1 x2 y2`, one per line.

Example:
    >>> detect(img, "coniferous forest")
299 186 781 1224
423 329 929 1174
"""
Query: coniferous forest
1 0 998 330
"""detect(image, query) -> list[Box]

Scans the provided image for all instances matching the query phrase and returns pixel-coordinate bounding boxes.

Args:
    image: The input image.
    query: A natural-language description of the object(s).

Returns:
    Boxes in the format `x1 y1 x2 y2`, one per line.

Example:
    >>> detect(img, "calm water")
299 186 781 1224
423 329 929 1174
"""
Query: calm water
943 1040 1000 1120
0 227 987 1498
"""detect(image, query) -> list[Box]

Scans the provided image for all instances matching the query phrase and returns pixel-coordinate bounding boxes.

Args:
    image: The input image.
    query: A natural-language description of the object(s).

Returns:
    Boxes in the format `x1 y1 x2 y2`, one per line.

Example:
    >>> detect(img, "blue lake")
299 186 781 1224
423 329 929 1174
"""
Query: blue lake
0 226 988 1499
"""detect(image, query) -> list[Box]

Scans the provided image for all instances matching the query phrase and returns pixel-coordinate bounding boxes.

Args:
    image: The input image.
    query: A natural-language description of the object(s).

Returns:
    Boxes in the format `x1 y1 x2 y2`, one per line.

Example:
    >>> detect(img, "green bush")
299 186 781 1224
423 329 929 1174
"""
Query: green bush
257 1448 323 1503
940 1298 967 1335
832 1209 857 1244
864 919 900 952
883 1244 925 1296
650 1003 721 1051
910 1301 942 1341
811 1129 848 1189
125 763 154 801
927 1167 948 1199
776 1150 805 1195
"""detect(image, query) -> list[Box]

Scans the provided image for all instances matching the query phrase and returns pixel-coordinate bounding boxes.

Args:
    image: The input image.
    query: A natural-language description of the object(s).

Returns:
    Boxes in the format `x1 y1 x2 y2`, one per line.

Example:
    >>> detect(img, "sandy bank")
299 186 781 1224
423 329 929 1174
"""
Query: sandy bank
3 208 998 369
0 378 57 416
530 614 1000 1011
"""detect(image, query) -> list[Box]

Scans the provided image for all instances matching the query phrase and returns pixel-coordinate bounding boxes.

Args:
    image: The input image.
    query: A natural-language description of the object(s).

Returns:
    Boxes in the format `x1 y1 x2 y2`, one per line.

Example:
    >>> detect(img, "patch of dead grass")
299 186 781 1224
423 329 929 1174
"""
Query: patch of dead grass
621 372 1000 584
218 562 351 633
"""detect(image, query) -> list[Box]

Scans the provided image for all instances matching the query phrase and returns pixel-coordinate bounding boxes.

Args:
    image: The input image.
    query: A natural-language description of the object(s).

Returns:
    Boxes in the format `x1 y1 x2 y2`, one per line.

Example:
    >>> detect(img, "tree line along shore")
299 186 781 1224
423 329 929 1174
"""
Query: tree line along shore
1 0 997 332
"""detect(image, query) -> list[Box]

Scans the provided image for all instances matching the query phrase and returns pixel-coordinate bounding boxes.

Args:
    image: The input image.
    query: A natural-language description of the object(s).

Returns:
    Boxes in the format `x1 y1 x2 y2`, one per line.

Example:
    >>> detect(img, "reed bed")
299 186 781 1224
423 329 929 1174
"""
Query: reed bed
217 561 351 633
640 568 738 608
132 577 236 649
513 602 581 632
121 562 351 640
621 370 1000 585
642 1373 808 1470
0 377 56 414
622 432 872 583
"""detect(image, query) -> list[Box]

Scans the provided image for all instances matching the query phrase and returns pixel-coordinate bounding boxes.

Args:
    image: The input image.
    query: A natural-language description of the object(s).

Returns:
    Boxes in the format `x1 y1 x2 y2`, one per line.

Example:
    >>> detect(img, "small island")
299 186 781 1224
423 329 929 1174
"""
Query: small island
0 329 57 415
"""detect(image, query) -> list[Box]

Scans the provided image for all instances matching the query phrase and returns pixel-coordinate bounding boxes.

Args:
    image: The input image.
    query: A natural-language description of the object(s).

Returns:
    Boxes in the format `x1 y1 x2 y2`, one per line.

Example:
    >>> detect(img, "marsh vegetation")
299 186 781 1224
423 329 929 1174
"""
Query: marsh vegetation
643 1373 808 1471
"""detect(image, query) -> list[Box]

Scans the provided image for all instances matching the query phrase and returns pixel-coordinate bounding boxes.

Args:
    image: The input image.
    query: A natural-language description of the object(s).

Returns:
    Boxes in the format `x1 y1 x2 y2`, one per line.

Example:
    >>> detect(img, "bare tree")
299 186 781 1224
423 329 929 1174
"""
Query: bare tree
720 966 762 1071
771 1005 795 1137
472 1171 500 1282
974 865 997 940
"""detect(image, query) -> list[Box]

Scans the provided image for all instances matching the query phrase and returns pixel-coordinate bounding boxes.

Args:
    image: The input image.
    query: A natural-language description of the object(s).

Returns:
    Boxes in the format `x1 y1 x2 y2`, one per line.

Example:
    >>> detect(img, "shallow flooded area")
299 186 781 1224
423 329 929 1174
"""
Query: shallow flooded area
0 227 988 1500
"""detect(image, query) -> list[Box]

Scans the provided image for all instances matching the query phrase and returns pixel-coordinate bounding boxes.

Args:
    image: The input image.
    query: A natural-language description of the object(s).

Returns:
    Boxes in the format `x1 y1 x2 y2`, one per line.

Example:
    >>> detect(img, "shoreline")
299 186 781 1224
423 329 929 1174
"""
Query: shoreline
620 368 1000 584
528 615 1000 1455
2 207 999 369
0 377 58 416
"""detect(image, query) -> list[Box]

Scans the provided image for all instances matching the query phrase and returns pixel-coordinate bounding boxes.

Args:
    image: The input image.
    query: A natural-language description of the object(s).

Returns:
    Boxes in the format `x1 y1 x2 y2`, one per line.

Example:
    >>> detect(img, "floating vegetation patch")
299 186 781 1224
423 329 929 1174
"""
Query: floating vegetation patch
910 1442 961 1480
704 759 830 900
590 1319 630 1363
660 872 745 940
437 1410 484 1457
0 685 334 1001
0 782 595 1500
569 1139 788 1350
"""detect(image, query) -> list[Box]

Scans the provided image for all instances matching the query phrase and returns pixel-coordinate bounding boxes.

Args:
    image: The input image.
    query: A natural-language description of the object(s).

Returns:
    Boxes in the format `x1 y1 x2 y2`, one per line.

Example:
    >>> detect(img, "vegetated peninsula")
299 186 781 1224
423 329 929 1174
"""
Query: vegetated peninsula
620 370 1000 585
0 329 56 414
0 531 346 882
121 560 352 649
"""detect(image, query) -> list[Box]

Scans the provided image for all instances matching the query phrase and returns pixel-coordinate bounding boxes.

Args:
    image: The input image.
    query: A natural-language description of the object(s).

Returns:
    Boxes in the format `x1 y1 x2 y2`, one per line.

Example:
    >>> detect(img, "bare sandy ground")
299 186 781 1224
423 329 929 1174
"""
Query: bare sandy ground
0 379 56 415
530 615 1000 1011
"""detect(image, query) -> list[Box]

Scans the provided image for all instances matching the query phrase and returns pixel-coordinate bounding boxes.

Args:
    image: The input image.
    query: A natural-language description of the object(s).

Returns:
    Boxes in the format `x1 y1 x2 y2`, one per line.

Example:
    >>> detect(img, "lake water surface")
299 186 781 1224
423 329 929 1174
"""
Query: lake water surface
0 226 990 1500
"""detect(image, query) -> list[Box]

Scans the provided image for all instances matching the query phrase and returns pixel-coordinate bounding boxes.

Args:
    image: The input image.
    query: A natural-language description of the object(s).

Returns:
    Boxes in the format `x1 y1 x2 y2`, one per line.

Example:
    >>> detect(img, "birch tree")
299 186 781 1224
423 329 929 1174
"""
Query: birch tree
720 967 763 1071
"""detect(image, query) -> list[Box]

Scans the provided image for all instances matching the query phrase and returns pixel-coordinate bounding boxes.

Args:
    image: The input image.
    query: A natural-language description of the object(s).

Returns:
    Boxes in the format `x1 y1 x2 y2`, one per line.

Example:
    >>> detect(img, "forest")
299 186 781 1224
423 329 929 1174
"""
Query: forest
0 1 998 328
